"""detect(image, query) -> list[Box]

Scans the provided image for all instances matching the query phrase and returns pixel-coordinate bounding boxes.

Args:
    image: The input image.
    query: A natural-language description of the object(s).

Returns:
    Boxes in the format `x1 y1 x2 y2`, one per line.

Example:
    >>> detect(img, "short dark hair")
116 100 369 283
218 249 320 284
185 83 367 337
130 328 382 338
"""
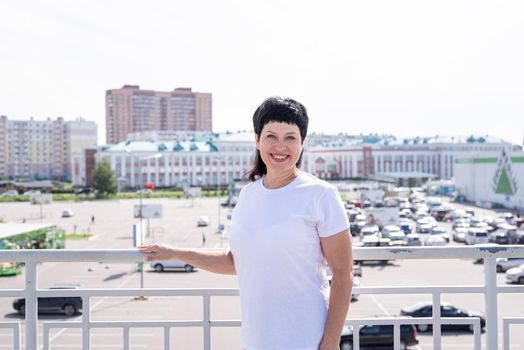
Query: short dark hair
247 97 309 181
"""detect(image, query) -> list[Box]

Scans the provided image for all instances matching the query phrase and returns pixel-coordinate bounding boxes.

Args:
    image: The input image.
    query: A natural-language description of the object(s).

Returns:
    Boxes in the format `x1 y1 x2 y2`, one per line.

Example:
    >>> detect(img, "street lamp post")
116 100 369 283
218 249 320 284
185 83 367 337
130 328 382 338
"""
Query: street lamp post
135 153 161 301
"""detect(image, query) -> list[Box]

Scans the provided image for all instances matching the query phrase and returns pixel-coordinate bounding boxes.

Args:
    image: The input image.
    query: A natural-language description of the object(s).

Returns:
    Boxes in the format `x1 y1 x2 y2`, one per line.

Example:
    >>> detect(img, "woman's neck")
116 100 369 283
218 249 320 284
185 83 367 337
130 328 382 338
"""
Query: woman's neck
263 168 300 189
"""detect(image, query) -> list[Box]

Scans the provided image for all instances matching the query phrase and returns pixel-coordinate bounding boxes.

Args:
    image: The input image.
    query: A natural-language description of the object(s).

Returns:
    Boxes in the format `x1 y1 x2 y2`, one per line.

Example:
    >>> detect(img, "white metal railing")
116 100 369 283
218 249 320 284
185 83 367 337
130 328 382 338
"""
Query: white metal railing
0 246 523 350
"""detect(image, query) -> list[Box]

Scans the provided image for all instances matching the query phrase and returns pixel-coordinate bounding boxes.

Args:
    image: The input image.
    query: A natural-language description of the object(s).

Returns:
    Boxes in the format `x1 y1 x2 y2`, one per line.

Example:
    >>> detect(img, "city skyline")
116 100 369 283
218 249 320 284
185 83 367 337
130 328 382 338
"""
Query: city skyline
1 1 523 146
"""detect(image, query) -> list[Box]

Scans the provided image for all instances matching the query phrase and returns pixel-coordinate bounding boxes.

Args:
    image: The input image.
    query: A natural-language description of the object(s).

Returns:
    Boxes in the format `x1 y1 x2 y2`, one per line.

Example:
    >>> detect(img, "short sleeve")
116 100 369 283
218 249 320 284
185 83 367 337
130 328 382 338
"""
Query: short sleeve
316 186 350 237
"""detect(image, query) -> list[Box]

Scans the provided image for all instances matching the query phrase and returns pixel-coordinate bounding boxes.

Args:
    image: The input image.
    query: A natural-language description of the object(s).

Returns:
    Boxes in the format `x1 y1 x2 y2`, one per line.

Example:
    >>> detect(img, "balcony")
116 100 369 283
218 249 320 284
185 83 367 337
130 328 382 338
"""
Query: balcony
0 246 523 350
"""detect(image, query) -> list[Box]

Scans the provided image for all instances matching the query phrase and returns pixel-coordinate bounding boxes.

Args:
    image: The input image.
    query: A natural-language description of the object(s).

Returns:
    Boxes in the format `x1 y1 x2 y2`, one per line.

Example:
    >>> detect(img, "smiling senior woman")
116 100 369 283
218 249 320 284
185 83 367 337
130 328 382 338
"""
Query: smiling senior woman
140 97 353 350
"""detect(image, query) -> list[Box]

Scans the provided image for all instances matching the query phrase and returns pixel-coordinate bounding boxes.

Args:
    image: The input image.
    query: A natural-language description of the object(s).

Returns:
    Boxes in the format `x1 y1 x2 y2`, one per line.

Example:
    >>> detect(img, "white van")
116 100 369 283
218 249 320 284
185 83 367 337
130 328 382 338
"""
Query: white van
465 228 489 245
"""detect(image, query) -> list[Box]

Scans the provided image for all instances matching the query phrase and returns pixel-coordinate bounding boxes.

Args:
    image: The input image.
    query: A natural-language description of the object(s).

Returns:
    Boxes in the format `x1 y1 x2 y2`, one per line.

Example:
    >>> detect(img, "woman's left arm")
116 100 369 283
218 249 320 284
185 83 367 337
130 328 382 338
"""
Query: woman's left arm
319 229 353 350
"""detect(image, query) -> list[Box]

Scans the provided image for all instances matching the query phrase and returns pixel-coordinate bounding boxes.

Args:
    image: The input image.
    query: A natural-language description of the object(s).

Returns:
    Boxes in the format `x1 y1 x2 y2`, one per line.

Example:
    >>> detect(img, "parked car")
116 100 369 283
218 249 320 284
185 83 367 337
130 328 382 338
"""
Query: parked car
74 187 91 195
388 230 408 246
339 323 419 350
1 190 19 197
61 209 75 218
136 188 153 195
506 264 524 284
416 217 436 233
149 260 195 272
347 209 360 222
452 218 470 229
361 236 391 247
23 190 41 196
13 284 82 316
424 235 447 246
496 258 524 272
400 302 485 332
360 225 380 239
465 228 489 245
492 218 509 229
470 218 488 229
489 229 510 245
197 215 210 227
381 225 402 239
452 227 468 243
406 233 422 246
398 219 413 234
430 226 449 242
509 228 524 244
501 212 515 223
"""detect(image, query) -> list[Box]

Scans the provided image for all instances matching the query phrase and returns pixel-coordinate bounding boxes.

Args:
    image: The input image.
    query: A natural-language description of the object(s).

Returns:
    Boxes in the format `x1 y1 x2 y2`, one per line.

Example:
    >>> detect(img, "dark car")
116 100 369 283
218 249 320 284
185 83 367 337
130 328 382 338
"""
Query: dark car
340 323 418 350
509 228 524 244
13 284 82 316
488 229 510 244
74 187 91 195
400 302 485 332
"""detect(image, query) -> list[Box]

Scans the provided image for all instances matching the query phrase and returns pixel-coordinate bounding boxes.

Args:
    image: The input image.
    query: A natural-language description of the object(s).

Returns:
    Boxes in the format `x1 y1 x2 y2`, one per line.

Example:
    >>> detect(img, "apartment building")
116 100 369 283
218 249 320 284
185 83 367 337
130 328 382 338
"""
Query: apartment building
105 85 212 144
0 116 97 180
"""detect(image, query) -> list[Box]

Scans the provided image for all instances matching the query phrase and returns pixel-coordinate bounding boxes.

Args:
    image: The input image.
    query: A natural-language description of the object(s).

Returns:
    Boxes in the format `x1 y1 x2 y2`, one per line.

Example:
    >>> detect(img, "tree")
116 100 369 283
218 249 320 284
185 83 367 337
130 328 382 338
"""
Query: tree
92 160 117 197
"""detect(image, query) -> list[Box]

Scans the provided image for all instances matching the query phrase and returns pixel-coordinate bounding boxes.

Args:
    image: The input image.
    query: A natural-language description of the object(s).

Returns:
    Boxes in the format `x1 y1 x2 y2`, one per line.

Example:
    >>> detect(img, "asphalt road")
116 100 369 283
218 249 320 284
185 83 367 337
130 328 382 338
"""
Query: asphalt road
0 197 523 349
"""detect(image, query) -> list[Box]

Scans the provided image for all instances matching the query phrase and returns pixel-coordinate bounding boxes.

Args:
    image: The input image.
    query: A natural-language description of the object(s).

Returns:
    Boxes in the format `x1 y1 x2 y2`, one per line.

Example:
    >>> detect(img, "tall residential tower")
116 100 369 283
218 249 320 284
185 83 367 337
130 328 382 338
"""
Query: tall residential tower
105 85 212 144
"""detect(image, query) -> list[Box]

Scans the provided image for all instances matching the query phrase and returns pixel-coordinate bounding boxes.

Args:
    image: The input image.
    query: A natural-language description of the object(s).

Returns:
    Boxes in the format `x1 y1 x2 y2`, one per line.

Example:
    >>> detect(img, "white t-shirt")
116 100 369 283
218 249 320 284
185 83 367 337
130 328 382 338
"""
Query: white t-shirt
229 171 350 350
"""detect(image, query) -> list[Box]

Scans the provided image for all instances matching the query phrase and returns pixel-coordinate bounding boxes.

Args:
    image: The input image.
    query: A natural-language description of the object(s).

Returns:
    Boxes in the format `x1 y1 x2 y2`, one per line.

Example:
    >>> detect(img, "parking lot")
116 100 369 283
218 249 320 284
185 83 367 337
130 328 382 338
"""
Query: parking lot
0 196 523 349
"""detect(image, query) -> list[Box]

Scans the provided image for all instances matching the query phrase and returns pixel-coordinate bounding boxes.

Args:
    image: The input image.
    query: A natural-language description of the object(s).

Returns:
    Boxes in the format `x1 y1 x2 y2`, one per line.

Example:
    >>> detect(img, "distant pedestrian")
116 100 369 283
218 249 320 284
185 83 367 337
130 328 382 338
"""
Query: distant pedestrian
73 224 77 234
91 215 95 224
202 232 206 246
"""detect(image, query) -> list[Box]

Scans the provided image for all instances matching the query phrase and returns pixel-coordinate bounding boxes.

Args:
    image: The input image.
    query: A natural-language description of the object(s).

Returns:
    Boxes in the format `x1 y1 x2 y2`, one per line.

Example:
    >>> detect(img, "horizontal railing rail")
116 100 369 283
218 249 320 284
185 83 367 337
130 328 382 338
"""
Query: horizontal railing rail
0 245 523 350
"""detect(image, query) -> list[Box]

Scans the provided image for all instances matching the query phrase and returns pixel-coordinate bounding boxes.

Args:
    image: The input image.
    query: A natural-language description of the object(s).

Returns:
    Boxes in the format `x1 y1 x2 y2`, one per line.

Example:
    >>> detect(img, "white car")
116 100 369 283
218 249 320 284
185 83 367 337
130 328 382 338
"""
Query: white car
430 226 449 242
388 231 408 246
150 260 194 272
506 264 524 284
197 216 210 227
424 235 447 246
381 225 402 238
360 225 379 239
496 258 524 273
452 227 468 243
1 190 19 197
465 228 489 245
62 209 75 218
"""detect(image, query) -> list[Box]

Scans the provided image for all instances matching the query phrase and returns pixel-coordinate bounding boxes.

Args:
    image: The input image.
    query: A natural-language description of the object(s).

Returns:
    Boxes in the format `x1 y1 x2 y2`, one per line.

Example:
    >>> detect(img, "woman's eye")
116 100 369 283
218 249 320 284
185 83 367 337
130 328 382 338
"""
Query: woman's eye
267 135 275 139
287 136 296 141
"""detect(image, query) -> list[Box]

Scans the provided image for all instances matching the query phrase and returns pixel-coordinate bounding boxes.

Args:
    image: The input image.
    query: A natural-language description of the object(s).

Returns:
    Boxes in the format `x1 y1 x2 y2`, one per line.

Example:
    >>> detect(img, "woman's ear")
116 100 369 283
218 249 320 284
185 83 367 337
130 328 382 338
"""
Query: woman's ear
255 134 260 149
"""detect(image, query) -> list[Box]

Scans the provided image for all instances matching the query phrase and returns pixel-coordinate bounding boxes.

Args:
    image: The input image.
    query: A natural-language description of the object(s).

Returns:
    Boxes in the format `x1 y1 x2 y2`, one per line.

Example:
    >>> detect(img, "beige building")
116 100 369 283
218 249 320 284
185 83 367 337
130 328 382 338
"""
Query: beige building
105 85 212 144
0 116 97 180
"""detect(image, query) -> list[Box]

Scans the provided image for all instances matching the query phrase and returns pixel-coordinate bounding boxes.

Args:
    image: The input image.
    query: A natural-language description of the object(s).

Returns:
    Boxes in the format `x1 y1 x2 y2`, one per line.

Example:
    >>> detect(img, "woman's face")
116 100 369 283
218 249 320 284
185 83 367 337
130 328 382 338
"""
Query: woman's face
255 121 303 176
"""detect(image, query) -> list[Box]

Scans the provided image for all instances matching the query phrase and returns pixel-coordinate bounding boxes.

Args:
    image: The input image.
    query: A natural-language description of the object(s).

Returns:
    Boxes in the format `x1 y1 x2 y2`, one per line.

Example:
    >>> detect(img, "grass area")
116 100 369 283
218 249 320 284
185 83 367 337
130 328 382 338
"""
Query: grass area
65 233 95 240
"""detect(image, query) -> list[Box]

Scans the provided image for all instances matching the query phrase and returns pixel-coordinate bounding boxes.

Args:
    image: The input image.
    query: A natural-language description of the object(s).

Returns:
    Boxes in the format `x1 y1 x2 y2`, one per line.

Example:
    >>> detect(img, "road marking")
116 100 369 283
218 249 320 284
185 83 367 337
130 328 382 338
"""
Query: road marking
368 294 391 316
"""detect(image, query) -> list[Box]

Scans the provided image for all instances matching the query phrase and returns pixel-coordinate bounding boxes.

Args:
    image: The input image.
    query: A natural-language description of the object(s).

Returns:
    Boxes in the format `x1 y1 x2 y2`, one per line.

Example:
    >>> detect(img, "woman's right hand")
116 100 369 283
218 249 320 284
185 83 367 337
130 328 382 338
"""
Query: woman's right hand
139 243 177 262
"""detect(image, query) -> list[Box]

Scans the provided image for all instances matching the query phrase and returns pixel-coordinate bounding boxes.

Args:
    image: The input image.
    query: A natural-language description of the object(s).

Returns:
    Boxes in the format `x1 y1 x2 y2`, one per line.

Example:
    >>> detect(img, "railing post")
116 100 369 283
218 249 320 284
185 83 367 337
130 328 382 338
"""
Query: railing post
432 293 442 350
25 261 38 350
82 297 90 349
203 295 211 350
484 256 498 350
164 326 171 350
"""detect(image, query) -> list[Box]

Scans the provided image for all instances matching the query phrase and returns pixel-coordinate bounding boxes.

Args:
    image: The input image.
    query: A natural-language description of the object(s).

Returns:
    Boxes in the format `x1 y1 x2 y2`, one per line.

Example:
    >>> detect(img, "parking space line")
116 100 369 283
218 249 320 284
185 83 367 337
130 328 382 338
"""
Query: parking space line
368 294 391 316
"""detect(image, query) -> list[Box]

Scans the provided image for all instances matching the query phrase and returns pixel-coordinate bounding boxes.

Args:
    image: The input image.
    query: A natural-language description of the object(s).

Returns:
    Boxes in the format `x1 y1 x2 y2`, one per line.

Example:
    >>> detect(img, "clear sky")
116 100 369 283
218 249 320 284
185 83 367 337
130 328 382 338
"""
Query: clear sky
1 0 523 145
